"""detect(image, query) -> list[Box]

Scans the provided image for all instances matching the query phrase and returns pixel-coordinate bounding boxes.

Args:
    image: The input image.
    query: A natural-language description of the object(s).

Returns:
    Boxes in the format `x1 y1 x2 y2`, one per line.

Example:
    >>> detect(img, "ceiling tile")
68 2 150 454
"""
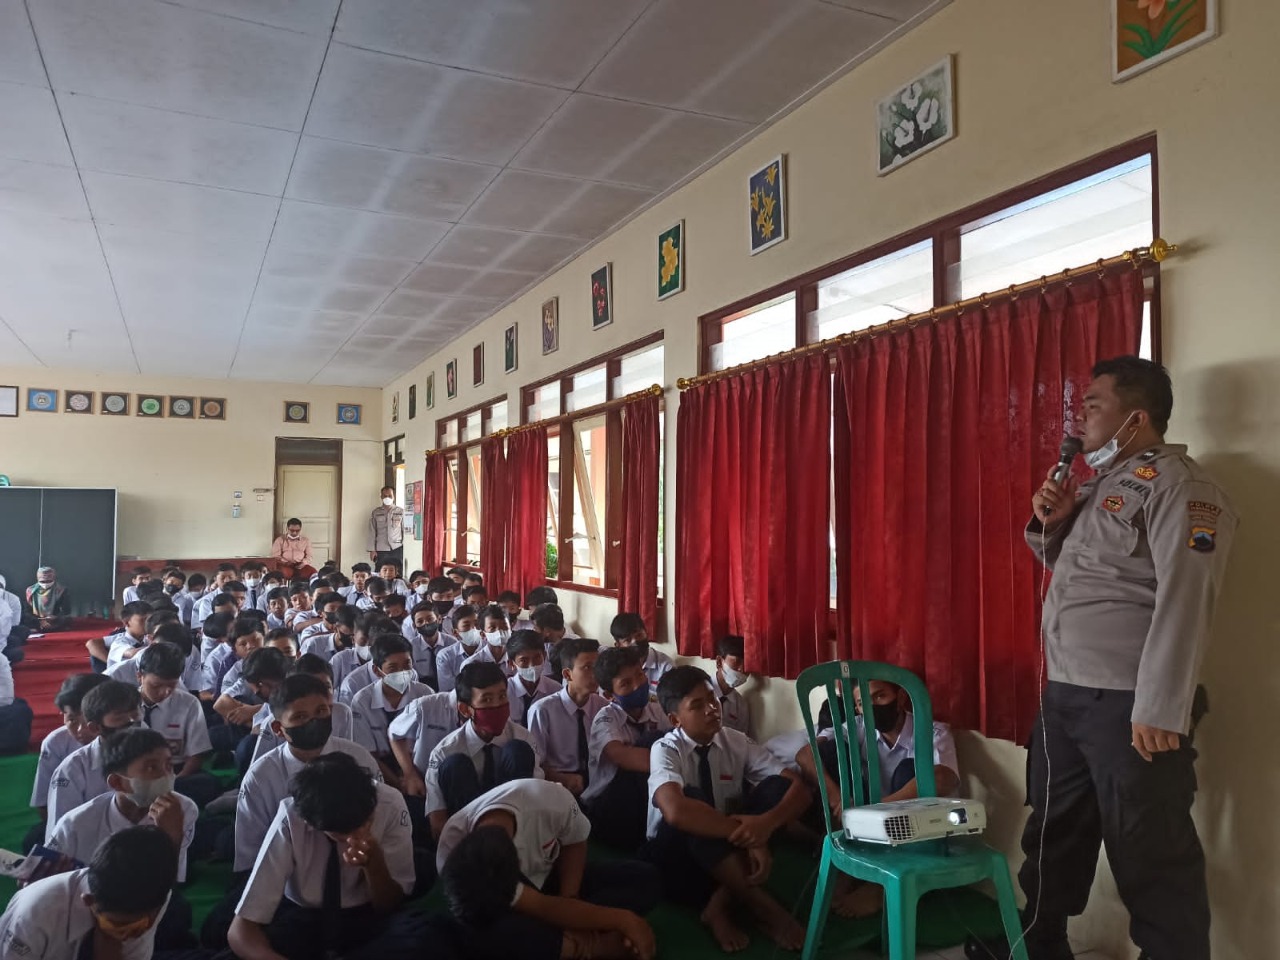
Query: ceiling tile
318 285 388 314
171 0 343 35
400 262 537 301
227 357 323 383
99 223 267 274
0 322 41 365
0 81 74 165
31 0 328 130
0 0 47 87
287 138 498 222
432 296 498 327
61 94 297 194
819 0 941 20
243 304 362 336
262 246 417 287
270 200 450 259
360 311 442 338
513 94 752 190
334 0 648 89
424 224 525 269
83 171 280 240
583 0 894 122
306 44 569 165
0 211 114 287
498 233 585 275
377 290 451 320
13 325 138 371
0 159 90 220
464 170 655 239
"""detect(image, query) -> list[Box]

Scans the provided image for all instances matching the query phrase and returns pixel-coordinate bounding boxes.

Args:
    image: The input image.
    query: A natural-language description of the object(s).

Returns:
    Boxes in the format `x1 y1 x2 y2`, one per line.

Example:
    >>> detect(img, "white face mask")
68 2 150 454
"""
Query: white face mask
125 772 175 808
244 578 260 588
721 664 748 689
355 645 372 662
516 665 540 684
459 628 483 650
415 584 430 596
1083 414 1138 471
382 497 394 506
382 669 415 694
485 629 509 649
287 532 300 540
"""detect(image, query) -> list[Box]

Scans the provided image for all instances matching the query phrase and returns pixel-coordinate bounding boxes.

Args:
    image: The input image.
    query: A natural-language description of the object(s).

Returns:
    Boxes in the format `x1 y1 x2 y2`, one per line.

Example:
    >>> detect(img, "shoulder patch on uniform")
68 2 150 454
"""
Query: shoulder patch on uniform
1133 465 1159 481
1103 495 1125 513
1187 500 1222 522
1188 526 1216 553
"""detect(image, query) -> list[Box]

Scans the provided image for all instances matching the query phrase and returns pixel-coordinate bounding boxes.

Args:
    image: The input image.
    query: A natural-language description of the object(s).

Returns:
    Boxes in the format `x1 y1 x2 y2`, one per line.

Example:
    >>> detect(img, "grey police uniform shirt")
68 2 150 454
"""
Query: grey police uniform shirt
368 504 405 552
1027 443 1236 733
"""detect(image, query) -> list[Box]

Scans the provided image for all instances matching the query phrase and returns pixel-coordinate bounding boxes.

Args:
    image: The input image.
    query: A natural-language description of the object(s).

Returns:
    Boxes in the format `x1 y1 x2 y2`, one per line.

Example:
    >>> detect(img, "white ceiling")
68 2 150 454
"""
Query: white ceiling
0 0 947 386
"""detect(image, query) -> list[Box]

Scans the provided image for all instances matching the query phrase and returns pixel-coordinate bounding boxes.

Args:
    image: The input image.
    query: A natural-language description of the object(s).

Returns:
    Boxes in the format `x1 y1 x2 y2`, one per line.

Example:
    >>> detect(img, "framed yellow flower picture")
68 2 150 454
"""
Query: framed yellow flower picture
657 221 684 301
1113 0 1217 82
748 156 787 255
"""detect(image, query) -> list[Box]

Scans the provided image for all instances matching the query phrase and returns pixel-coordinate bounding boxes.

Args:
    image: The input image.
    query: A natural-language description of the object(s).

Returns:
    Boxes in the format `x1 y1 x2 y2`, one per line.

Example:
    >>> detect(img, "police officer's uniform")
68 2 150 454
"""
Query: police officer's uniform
367 503 405 571
1023 443 1235 960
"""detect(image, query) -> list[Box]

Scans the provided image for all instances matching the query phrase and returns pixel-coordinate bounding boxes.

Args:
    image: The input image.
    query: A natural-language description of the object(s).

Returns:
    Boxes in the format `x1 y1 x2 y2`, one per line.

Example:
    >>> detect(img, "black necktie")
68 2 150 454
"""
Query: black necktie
576 708 589 784
142 701 158 726
482 743 497 789
322 838 341 946
695 744 715 804
521 693 534 723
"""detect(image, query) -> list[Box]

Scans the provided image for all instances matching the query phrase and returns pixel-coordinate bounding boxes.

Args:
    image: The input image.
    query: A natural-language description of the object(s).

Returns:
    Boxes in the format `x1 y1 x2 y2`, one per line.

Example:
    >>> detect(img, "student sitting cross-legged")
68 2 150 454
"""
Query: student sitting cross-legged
85 600 151 672
644 666 811 953
250 654 354 764
0 825 183 960
336 612 394 703
403 601 446 690
215 647 289 774
609 613 672 696
458 605 512 678
505 630 561 726
425 661 544 840
135 642 219 808
228 752 423 960
528 638 606 800
350 634 433 790
580 645 670 851
438 779 661 960
434 605 483 699
388 691 464 810
26 674 110 852
46 727 199 950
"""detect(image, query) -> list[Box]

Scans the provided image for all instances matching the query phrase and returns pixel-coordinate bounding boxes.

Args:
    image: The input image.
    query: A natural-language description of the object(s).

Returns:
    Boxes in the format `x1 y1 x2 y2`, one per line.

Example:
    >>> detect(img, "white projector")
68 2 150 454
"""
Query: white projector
841 797 987 845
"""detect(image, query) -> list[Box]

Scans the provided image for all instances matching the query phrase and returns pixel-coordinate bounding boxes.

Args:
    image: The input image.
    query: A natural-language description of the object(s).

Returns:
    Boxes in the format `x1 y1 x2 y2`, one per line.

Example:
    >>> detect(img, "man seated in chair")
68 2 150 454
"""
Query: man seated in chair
792 679 959 918
24 565 73 632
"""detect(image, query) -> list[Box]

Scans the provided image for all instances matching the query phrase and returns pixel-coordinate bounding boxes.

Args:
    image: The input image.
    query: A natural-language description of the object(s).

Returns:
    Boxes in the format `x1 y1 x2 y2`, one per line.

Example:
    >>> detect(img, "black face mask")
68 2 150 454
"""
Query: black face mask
99 720 142 737
163 583 180 595
871 700 900 735
324 612 338 624
417 623 441 640
433 600 454 617
284 715 332 751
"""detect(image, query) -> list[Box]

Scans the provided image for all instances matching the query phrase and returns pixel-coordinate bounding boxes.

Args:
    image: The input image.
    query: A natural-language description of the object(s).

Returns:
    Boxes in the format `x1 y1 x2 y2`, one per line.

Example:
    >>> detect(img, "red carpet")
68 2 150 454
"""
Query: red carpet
12 619 115 750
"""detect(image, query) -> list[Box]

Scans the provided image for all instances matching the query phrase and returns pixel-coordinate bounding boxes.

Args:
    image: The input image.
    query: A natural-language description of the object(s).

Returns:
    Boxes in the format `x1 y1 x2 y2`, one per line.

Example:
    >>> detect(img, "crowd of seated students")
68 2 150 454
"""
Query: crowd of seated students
0 559 960 960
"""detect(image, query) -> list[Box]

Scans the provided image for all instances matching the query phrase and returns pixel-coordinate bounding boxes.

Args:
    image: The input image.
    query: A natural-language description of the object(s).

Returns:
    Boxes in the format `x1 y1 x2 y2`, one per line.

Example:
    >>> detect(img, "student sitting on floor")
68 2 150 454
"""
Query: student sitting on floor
380 592 408 628
46 681 143 840
528 638 605 799
505 630 560 726
175 572 206 630
357 576 389 612
438 779 661 960
610 613 672 696
28 674 111 848
202 617 264 704
108 622 202 693
580 645 670 851
295 593 349 654
0 646 32 755
216 647 289 773
435 605 483 698
197 609 237 665
282 583 313 631
344 563 373 606
645 666 810 953
459 604 511 674
494 590 521 623
378 561 409 598
24 565 73 633
85 601 151 672
0 825 179 960
711 635 753 736
193 565 237 631
263 588 290 631
461 584 490 618
228 753 420 960
330 609 378 697
390 689 464 809
222 629 296 694
122 566 152 604
351 635 432 789
425 662 544 839
251 654 355 764
46 727 198 951
134 642 219 808
403 601 446 690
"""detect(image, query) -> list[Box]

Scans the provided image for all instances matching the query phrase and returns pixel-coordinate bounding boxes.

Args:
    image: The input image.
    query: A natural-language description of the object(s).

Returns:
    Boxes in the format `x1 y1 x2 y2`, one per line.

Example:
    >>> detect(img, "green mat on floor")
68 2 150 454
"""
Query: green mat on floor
0 753 1006 957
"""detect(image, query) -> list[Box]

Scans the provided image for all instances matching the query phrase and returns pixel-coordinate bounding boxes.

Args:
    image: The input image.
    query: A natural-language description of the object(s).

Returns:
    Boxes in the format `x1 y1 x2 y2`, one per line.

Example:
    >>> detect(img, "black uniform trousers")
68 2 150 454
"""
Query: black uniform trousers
1020 682 1208 960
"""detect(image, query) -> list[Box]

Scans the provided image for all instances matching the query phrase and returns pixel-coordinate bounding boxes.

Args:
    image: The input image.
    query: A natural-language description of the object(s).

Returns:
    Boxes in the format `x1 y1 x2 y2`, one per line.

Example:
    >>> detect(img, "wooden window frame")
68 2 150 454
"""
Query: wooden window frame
434 395 506 568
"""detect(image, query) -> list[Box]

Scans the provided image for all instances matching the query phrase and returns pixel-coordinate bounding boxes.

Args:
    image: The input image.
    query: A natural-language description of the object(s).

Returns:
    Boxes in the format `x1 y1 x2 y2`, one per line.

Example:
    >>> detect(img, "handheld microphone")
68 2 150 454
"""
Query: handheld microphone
1043 436 1083 515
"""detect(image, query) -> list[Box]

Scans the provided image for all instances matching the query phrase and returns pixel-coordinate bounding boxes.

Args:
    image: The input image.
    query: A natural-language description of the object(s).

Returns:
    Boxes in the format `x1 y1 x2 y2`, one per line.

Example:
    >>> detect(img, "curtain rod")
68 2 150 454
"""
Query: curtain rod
676 238 1178 392
425 384 663 458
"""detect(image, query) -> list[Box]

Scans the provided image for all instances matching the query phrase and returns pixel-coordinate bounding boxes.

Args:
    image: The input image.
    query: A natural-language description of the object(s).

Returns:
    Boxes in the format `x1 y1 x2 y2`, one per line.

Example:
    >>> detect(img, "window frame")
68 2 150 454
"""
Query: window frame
433 395 507 568
699 135 1162 371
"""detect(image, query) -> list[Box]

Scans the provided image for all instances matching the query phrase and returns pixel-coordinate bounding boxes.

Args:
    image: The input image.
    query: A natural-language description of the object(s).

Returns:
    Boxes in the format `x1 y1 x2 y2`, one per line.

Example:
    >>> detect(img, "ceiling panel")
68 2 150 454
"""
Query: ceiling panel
820 0 938 19
270 200 450 259
287 138 499 222
400 262 538 301
498 233 587 275
83 171 279 240
173 0 343 36
242 305 363 337
0 0 47 88
0 81 74 166
306 45 570 165
60 95 297 194
0 321 41 366
0 159 90 220
261 246 418 287
463 171 655 239
334 0 649 89
31 0 328 130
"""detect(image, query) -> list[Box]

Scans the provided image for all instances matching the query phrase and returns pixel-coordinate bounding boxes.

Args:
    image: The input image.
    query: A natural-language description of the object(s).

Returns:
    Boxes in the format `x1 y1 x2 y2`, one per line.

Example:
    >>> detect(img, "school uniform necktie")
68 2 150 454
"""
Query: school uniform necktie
521 693 534 722
322 838 341 951
481 743 497 790
575 708 589 785
695 744 715 804
141 701 158 727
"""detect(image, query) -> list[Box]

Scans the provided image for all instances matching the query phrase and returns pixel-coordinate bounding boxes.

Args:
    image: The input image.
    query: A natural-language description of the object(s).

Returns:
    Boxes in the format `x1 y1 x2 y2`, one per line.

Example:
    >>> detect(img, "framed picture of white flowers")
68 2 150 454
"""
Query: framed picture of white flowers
877 56 955 176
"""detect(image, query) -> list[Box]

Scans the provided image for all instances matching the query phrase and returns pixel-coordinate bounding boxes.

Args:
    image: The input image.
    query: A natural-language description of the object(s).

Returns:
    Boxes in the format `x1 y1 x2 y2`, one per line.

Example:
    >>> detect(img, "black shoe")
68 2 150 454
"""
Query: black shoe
963 932 1074 960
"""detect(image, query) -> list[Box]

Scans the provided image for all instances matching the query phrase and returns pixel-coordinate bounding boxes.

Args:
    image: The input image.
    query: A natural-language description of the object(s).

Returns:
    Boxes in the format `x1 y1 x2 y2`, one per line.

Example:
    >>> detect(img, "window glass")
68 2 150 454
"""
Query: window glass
811 240 934 341
527 382 561 423
466 446 482 565
546 432 561 579
461 411 482 443
709 293 796 371
570 415 607 586
444 455 459 563
441 419 458 447
488 400 508 435
567 365 608 413
613 343 665 397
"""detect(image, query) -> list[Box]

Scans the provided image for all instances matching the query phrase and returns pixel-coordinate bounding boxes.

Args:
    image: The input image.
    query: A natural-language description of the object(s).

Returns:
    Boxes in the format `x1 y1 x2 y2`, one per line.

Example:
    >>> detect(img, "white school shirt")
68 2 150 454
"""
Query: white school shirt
199 631 223 661
642 646 674 694
405 630 449 683
30 727 80 808
0 868 167 960
330 647 372 694
221 678 264 707
0 654 12 708
219 660 246 694
192 591 217 630
200 644 237 695
142 688 211 765
298 630 341 662
338 662 378 704
435 642 481 700
763 730 809 773
46 740 109 842
460 642 513 675
436 780 590 888
236 784 414 923
0 599 12 652
234 736 381 872
265 612 287 631
528 688 607 776
350 680 432 757
250 702 354 764
129 647 204 693
122 585 140 604
175 589 198 627
818 714 960 796
298 620 332 641
507 674 561 727
47 790 199 882
425 721 545 815
646 726 785 840
580 700 670 805
105 632 145 668
713 676 751 736
387 692 462 774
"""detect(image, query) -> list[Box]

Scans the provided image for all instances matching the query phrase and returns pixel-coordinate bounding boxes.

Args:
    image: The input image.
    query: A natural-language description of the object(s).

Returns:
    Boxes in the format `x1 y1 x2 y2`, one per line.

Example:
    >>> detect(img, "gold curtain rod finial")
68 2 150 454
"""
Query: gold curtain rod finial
676 377 692 389
1150 237 1177 262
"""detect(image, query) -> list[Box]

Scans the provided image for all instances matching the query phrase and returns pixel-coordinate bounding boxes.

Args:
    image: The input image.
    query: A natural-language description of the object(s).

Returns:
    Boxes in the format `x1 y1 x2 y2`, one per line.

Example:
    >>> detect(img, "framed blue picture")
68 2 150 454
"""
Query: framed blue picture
27 388 57 412
748 155 787 254
337 403 361 425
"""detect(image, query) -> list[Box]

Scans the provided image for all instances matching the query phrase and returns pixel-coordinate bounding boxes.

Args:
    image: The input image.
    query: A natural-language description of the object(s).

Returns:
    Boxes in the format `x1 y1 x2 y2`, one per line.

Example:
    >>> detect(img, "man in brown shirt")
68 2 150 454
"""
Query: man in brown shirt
1021 357 1235 960
270 518 316 579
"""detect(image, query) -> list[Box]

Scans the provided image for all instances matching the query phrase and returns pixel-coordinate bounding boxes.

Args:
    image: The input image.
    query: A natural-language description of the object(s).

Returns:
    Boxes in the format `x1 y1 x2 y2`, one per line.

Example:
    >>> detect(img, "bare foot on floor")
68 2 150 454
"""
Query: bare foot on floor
830 878 884 919
701 889 750 953
752 894 807 951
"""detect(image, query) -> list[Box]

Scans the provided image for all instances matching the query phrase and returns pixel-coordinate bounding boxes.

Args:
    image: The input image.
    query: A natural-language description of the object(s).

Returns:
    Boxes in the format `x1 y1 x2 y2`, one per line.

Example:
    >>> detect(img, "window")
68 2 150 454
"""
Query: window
707 293 796 372
435 395 507 566
522 333 665 594
383 435 404 491
811 240 934 341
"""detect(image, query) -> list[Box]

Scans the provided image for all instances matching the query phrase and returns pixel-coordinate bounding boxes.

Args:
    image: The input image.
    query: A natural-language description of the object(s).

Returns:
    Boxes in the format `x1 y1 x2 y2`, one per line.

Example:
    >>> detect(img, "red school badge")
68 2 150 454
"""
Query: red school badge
1134 466 1159 481
1103 495 1125 513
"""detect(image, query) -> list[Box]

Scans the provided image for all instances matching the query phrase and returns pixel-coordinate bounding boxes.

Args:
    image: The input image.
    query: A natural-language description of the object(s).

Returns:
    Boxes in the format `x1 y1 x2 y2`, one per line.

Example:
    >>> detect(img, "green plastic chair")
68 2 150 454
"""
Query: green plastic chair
796 660 1028 960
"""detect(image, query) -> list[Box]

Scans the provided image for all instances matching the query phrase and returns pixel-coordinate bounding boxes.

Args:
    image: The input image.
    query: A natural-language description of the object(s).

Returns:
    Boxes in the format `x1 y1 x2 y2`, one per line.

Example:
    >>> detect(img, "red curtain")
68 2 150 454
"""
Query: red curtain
832 270 1142 742
617 393 661 627
420 452 448 577
479 435 509 587
504 425 549 600
676 353 831 678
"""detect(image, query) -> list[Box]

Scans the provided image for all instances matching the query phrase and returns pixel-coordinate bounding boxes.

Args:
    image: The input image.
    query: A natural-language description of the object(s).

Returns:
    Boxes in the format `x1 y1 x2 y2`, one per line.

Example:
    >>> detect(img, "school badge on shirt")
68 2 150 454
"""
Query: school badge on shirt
1103 495 1125 513
1133 465 1159 481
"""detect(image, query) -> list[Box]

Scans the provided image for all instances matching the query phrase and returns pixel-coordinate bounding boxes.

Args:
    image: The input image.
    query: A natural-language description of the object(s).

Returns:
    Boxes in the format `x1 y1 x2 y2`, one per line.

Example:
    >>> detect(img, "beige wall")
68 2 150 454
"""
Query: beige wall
0 366 383 570
385 1 1280 956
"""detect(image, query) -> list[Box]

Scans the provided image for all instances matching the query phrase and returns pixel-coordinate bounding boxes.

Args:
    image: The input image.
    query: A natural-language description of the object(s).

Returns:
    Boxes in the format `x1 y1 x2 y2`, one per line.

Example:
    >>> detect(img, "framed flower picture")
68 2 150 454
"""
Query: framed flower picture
473 343 484 387
748 156 787 254
877 56 955 175
657 222 684 300
541 298 559 355
504 323 518 373
446 360 458 400
591 264 613 329
1113 0 1217 82
426 373 435 410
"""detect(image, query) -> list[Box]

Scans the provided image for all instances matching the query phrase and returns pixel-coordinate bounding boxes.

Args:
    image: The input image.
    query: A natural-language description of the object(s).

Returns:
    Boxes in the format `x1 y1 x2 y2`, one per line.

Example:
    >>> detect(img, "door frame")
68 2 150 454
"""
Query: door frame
274 438 344 565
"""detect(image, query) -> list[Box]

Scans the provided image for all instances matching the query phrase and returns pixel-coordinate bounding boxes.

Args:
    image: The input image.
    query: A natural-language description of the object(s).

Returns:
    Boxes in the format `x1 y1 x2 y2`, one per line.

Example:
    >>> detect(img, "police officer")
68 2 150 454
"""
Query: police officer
1022 357 1235 960
368 486 405 571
